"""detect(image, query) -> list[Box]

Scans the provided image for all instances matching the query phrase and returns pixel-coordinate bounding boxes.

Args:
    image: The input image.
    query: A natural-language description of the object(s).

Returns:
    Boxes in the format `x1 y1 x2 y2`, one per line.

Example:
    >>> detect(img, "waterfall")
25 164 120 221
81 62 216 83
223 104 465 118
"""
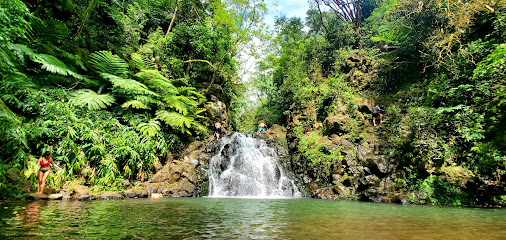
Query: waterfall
208 133 301 198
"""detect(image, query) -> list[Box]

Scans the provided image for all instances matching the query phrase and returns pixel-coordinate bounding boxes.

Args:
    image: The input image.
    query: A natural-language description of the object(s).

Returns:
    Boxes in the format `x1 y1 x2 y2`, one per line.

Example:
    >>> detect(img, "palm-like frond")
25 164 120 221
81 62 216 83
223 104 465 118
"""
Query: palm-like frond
164 95 198 115
100 73 158 96
71 89 115 110
131 53 156 70
156 110 193 130
137 119 161 137
122 100 149 109
89 51 128 75
32 54 84 79
135 69 178 95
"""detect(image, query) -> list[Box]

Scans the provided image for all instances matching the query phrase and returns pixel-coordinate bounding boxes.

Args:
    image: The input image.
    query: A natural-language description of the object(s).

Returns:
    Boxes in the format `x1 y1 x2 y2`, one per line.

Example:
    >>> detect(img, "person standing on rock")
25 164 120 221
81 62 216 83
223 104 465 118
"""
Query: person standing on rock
36 151 60 194
372 105 384 127
258 122 267 133
214 121 222 140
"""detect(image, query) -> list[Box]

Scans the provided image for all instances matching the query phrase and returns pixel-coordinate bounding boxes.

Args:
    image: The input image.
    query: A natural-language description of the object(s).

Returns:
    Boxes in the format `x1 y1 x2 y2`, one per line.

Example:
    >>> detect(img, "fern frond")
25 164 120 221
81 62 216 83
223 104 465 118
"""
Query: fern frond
156 110 193 130
89 51 128 75
131 53 156 70
136 95 165 107
71 89 115 110
32 54 84 79
122 100 149 109
135 69 178 95
100 73 158 96
188 90 206 102
193 108 207 118
164 95 197 115
137 119 161 137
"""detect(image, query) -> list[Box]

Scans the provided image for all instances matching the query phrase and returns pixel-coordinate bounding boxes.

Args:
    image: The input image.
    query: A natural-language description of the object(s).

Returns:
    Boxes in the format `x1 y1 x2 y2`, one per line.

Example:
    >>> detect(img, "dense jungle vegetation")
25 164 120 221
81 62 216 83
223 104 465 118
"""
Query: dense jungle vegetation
234 0 506 205
1 0 505 206
0 0 265 198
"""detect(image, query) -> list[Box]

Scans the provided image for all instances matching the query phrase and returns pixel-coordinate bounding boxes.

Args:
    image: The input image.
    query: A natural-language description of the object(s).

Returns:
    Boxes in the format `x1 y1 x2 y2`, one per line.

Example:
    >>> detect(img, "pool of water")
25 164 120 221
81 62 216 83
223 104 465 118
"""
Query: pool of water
1 198 505 239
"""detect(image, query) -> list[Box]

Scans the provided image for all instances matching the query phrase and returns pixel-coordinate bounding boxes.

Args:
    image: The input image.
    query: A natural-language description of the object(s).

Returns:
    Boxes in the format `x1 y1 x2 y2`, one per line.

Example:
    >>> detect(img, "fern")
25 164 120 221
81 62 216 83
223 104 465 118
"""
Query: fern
156 110 194 129
164 95 195 115
0 99 20 124
100 73 158 96
135 69 178 95
71 89 115 110
131 53 156 70
89 51 128 75
137 119 161 137
122 100 149 109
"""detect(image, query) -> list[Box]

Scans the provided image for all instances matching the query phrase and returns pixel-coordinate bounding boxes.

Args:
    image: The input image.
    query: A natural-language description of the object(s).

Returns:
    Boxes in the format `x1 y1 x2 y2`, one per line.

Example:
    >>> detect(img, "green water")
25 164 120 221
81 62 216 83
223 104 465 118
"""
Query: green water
1 198 505 239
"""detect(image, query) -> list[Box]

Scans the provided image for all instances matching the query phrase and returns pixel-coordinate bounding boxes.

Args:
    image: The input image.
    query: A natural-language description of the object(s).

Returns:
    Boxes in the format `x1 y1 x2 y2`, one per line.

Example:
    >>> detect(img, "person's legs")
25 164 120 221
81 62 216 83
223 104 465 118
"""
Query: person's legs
373 116 377 126
37 171 44 193
39 171 50 194
380 114 384 123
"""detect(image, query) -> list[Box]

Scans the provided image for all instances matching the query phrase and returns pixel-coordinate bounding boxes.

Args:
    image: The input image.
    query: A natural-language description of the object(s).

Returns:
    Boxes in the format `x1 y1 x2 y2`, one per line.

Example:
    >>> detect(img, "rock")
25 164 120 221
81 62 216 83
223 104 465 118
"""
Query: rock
150 160 197 184
29 193 48 200
73 185 91 201
21 179 31 193
99 191 123 200
42 186 57 195
48 194 64 200
204 96 228 128
124 187 148 198
122 179 132 189
257 124 288 147
324 114 352 135
7 170 20 181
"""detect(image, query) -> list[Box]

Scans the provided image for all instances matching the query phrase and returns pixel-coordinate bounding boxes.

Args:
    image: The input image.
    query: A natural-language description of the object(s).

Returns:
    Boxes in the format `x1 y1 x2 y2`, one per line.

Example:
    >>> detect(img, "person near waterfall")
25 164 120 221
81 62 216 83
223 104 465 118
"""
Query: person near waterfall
372 105 384 127
214 121 222 140
258 122 267 133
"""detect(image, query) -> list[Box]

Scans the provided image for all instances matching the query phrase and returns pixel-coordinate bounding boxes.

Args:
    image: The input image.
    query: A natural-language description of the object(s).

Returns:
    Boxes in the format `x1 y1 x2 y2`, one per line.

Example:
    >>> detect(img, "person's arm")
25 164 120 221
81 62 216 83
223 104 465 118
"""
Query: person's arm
50 158 62 170
35 158 41 174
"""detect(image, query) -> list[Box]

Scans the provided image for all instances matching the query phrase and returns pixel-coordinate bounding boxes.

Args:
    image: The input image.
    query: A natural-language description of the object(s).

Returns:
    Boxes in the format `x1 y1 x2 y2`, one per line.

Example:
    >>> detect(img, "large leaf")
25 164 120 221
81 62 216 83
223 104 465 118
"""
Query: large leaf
100 73 158 96
135 70 178 95
156 110 193 130
137 119 161 137
31 53 84 79
71 89 115 110
89 51 128 75
131 53 156 70
122 100 149 109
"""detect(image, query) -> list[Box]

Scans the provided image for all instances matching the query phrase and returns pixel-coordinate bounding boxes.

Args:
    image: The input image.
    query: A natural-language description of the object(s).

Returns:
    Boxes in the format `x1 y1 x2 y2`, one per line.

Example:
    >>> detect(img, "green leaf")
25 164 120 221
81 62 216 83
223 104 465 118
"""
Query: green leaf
156 110 194 130
89 51 128 75
71 89 115 110
137 119 161 137
122 100 149 109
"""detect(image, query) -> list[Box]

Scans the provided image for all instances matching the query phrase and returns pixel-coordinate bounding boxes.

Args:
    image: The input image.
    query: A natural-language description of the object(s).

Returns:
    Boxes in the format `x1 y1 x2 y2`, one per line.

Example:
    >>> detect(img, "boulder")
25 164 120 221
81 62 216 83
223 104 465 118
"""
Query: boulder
21 179 31 193
48 194 64 200
28 193 48 200
150 160 197 185
257 124 288 147
99 191 123 200
124 187 148 198
324 113 352 135
6 170 20 181
72 185 91 201
42 186 57 195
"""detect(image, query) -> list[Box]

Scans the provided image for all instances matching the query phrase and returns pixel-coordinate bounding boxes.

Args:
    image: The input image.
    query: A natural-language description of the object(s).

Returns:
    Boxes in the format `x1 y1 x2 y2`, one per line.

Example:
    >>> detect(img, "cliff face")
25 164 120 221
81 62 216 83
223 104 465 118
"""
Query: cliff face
283 98 412 203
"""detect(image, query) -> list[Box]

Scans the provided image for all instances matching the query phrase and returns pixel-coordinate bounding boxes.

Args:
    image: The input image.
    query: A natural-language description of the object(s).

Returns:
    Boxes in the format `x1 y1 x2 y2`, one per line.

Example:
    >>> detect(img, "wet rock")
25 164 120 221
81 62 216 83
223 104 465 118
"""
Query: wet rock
48 194 64 200
29 193 48 200
124 187 148 198
99 191 123 200
73 185 91 201
257 124 288 147
122 179 132 189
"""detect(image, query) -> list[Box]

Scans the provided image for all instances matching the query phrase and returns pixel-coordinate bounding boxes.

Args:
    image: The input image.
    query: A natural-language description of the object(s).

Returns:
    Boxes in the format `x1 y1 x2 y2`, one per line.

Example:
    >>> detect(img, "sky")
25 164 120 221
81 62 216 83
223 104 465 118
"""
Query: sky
264 0 311 29
237 0 311 102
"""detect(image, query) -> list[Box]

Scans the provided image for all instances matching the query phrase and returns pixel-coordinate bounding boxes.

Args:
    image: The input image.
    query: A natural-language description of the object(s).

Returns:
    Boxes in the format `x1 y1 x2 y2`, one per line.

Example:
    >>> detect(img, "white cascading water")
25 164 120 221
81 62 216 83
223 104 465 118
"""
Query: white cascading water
208 133 301 198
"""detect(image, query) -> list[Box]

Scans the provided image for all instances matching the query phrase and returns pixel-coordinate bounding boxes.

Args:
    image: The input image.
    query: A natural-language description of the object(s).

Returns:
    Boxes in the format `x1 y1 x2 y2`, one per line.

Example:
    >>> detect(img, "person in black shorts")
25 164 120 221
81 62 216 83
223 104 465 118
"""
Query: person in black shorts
372 105 384 127
214 121 222 139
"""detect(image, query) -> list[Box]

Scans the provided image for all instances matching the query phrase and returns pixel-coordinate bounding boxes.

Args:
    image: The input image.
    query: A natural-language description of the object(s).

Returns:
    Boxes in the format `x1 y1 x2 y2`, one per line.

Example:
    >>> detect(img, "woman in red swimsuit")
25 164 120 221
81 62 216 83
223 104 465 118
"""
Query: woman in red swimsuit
36 151 57 194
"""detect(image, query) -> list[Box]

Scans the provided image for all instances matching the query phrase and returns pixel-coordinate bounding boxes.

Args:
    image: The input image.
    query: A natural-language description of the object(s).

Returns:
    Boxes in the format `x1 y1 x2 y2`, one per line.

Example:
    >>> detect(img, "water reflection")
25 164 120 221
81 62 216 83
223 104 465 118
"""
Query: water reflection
1 198 506 239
